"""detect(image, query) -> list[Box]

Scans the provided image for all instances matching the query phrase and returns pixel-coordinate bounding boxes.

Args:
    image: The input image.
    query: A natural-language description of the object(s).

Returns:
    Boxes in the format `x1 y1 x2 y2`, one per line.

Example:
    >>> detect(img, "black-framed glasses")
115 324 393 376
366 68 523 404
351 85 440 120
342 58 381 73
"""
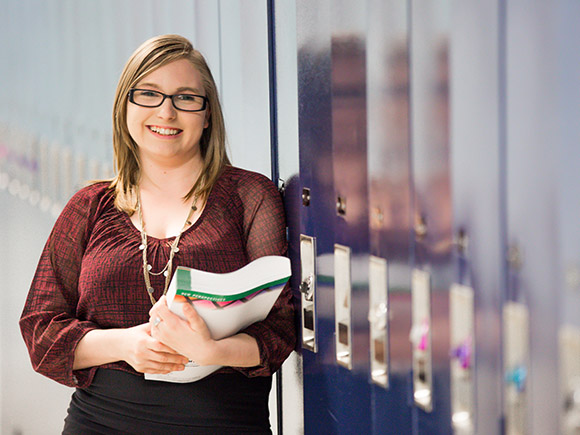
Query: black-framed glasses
128 88 208 112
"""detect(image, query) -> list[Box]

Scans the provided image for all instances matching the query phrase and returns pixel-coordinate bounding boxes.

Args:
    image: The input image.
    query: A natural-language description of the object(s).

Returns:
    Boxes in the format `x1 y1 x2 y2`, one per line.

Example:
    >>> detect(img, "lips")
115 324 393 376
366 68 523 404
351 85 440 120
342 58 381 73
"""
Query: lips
147 125 183 136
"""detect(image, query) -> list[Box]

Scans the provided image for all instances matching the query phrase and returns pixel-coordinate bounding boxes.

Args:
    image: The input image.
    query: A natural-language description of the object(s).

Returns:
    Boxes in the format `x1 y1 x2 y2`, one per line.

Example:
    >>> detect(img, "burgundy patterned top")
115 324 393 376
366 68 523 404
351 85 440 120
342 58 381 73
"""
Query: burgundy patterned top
20 165 295 388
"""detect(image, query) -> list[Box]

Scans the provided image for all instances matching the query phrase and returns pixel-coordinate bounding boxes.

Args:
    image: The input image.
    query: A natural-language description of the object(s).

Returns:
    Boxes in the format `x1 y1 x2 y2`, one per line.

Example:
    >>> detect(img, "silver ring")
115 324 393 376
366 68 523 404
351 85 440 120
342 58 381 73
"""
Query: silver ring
153 316 162 327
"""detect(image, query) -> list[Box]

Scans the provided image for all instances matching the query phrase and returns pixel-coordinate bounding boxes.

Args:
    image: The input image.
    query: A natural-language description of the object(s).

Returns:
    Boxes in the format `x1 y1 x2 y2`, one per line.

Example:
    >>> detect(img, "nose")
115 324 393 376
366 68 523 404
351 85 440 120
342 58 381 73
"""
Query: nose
157 96 177 119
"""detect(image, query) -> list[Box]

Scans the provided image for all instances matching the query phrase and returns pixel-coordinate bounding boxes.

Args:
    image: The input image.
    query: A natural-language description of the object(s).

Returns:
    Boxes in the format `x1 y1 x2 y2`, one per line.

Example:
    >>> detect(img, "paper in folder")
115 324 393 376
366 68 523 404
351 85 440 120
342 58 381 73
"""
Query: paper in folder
145 255 291 383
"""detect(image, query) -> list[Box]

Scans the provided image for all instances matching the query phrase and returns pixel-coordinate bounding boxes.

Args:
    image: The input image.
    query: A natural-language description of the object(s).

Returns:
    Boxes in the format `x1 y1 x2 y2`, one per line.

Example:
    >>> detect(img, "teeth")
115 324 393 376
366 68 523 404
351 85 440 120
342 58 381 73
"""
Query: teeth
149 126 180 136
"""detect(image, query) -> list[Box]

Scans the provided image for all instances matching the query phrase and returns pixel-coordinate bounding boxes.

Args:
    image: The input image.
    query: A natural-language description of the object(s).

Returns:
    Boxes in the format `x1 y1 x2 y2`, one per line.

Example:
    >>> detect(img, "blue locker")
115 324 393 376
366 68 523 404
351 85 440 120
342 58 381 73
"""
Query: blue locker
367 0 413 434
556 2 580 433
297 0 372 433
294 2 580 434
409 1 453 433
449 3 504 433
503 1 561 433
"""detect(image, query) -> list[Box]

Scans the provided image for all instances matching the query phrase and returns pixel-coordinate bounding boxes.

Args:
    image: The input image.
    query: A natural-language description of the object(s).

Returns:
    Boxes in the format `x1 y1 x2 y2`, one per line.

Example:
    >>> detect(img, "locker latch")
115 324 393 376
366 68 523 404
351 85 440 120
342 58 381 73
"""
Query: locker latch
300 235 317 353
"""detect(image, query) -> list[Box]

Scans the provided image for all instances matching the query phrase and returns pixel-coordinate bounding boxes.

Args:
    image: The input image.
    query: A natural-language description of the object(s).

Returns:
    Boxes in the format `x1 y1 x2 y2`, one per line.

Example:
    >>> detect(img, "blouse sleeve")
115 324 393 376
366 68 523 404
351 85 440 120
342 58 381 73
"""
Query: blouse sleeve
19 187 102 388
234 173 296 377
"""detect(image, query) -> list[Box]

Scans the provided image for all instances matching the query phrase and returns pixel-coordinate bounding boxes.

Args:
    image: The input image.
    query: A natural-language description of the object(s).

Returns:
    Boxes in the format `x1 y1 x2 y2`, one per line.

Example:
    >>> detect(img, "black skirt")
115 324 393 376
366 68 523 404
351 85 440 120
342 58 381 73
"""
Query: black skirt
62 369 273 435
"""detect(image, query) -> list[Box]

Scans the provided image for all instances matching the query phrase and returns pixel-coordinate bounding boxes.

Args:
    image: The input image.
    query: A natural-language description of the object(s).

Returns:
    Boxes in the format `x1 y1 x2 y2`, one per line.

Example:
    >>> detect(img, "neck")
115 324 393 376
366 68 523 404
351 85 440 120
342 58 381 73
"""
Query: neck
139 153 204 198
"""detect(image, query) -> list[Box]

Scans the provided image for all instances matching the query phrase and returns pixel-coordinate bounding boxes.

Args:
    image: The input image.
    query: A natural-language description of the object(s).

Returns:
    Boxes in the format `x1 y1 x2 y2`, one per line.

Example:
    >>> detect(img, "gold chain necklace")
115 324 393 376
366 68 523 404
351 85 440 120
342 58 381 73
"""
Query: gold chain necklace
137 192 198 305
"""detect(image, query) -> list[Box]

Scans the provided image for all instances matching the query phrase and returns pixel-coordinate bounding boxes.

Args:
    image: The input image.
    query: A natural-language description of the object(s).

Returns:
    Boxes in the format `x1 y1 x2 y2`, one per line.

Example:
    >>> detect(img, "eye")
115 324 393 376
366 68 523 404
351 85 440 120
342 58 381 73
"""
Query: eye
175 94 200 102
136 90 161 98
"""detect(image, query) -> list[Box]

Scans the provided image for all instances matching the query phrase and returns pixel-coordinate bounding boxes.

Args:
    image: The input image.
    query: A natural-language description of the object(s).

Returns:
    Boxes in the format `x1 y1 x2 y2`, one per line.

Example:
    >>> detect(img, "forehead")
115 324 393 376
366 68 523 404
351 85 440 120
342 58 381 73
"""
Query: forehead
136 58 204 92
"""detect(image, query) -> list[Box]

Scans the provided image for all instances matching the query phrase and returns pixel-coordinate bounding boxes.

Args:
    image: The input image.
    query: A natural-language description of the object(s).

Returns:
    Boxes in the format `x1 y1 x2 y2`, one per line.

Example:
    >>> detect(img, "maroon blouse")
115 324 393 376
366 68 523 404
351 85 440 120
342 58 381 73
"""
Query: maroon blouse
20 165 296 388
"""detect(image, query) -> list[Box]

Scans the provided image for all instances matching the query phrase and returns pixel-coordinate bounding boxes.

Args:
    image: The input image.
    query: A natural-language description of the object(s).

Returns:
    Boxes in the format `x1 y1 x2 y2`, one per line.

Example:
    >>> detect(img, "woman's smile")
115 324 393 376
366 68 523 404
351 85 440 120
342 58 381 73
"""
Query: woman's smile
147 125 183 138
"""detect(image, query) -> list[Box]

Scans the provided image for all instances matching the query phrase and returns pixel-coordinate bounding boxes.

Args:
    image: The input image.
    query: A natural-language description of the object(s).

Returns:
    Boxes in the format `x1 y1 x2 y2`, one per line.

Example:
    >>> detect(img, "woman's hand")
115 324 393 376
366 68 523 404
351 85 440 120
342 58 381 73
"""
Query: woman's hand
149 296 217 366
149 296 261 368
72 324 189 374
121 323 189 374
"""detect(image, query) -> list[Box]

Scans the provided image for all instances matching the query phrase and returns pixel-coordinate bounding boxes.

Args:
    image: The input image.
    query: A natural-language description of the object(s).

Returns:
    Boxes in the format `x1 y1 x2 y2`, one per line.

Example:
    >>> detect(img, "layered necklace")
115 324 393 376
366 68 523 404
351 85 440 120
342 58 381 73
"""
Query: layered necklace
137 191 198 305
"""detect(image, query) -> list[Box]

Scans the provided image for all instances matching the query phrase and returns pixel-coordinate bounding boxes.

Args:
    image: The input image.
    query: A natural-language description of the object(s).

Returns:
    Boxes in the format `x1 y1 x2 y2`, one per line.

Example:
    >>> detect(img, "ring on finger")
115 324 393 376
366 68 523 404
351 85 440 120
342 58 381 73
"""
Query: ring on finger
153 316 162 327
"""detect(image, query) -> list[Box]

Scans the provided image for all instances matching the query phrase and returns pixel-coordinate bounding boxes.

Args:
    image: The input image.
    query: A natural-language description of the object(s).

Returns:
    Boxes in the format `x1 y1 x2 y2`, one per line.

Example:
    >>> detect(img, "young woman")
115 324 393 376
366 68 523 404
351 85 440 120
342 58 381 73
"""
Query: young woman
20 34 295 434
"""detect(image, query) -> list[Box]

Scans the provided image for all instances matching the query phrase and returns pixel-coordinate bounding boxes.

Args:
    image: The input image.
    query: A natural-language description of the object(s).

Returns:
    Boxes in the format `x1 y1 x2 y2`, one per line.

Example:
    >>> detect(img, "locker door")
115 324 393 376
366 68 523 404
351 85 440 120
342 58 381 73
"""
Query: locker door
330 1 372 431
504 1 561 433
449 3 503 434
297 0 344 432
556 4 580 434
297 0 372 433
409 1 453 432
367 1 413 434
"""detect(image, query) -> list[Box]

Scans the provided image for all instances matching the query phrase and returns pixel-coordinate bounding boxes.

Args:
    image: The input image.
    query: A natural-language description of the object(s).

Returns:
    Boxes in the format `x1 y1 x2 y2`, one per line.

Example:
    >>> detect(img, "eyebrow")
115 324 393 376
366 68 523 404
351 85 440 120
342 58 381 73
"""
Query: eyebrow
136 82 202 94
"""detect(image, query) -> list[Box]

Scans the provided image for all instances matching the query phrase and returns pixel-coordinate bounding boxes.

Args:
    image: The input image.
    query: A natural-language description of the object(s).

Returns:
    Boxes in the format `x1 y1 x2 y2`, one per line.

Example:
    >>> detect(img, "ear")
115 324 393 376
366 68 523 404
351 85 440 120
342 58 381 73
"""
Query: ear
204 109 211 129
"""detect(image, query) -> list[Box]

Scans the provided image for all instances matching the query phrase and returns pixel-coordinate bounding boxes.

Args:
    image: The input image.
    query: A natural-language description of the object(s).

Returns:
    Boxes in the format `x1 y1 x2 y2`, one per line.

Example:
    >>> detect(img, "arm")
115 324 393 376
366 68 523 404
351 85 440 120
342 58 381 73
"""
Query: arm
236 281 295 376
19 188 102 387
19 186 187 387
73 324 188 374
234 173 296 376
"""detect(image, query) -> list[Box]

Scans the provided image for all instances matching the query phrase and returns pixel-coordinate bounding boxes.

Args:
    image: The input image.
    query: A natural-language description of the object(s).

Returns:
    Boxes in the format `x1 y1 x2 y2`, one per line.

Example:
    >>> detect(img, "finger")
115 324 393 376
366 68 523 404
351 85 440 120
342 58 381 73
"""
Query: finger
155 299 174 319
150 301 177 328
150 355 189 372
182 302 205 330
148 296 167 317
144 363 186 375
149 349 189 365
148 337 188 360
151 315 163 328
139 357 187 374
149 323 166 343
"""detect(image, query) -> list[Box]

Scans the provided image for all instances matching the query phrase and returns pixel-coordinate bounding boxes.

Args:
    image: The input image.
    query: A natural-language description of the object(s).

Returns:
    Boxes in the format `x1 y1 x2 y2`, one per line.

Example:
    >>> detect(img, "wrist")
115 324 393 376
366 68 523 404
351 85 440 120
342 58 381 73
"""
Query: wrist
74 328 125 370
206 339 227 366
110 328 129 363
207 333 260 368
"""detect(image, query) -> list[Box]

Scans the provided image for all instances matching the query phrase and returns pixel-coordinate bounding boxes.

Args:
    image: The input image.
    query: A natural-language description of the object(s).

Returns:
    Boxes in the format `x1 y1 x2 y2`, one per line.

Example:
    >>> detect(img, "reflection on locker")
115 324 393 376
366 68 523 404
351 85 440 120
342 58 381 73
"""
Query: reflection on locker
411 268 433 412
300 234 317 352
449 284 475 434
334 244 353 370
368 256 389 388
503 302 529 435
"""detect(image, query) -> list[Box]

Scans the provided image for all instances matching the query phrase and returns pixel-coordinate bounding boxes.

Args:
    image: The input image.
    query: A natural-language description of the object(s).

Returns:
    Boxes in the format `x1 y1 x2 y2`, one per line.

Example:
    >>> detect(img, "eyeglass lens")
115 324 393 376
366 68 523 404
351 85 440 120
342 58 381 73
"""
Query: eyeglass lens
131 89 206 111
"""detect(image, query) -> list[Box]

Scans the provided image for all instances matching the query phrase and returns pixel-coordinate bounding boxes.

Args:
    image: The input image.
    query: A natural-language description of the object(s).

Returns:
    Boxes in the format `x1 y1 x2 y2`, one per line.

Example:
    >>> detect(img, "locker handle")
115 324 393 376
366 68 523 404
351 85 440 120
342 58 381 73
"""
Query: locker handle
300 274 314 301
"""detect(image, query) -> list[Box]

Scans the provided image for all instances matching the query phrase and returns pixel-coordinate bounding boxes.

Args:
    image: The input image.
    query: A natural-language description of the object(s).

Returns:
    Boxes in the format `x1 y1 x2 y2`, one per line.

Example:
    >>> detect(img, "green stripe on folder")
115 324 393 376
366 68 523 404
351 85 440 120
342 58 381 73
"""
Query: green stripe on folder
175 276 289 302
176 268 191 290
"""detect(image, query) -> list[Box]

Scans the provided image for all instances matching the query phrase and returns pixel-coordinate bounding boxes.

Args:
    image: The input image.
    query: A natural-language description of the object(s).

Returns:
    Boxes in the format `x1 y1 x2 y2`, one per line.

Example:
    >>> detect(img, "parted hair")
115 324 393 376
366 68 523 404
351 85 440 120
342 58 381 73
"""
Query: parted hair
110 34 230 214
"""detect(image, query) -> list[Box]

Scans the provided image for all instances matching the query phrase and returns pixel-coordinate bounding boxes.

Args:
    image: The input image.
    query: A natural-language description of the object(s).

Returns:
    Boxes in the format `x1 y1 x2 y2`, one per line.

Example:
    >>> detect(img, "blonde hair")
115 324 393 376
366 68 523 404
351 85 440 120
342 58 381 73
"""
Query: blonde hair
110 34 230 214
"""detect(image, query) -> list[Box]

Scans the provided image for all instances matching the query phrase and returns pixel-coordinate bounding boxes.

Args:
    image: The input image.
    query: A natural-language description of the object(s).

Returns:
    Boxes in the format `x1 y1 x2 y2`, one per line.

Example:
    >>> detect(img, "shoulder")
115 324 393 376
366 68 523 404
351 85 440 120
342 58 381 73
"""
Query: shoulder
59 182 114 223
215 165 278 197
66 181 113 210
48 182 114 247
71 181 112 202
